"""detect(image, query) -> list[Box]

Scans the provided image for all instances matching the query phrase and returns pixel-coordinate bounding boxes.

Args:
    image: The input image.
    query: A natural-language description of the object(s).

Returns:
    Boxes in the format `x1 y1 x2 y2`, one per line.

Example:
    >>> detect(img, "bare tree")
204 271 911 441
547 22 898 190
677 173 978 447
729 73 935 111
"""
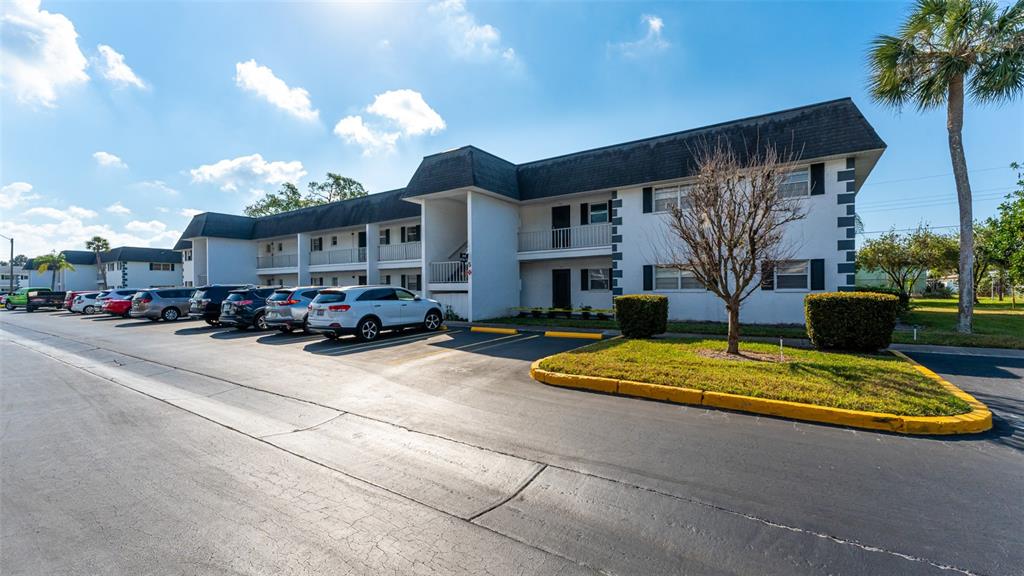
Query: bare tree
663 141 806 354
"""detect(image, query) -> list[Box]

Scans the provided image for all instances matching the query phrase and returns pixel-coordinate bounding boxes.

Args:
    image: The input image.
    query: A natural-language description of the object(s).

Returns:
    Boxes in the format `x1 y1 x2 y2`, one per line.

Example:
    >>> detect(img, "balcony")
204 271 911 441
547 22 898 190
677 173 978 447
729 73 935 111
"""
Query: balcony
256 253 298 269
379 242 421 262
309 247 366 266
518 223 612 253
430 261 468 284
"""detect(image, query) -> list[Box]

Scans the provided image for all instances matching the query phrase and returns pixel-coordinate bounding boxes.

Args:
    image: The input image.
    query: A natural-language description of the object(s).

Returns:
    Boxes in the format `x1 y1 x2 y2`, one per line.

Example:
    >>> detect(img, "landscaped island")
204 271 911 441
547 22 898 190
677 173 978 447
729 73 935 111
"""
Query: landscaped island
538 338 972 417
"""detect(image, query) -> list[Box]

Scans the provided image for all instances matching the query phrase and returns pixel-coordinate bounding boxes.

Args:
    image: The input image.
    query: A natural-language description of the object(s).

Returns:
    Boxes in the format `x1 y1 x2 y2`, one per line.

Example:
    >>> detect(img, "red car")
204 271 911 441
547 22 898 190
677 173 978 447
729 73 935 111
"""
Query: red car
101 297 133 318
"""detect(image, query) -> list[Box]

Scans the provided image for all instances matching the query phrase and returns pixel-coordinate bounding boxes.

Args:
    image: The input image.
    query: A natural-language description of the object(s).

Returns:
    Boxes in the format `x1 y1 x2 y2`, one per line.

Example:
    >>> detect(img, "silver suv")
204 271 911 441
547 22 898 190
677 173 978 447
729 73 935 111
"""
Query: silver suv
130 288 196 321
265 286 323 333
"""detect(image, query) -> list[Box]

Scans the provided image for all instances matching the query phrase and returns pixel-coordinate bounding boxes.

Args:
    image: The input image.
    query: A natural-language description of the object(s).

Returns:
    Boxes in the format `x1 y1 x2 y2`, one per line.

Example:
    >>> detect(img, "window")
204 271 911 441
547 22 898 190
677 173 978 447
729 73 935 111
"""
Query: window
311 237 323 252
265 243 273 254
655 266 703 290
183 250 192 261
358 288 396 301
379 229 390 245
588 202 609 224
653 185 692 213
331 276 338 286
184 281 193 287
586 268 610 290
277 242 283 252
396 289 416 301
402 274 421 292
775 260 809 289
779 168 810 198
405 225 420 242
383 274 391 285
149 263 174 271
331 236 338 246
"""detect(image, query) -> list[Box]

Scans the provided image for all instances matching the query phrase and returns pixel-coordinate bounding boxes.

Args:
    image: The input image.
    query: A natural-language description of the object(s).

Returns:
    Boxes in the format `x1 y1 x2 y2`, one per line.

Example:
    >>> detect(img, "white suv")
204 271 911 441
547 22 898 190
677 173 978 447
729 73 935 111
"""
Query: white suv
307 285 444 342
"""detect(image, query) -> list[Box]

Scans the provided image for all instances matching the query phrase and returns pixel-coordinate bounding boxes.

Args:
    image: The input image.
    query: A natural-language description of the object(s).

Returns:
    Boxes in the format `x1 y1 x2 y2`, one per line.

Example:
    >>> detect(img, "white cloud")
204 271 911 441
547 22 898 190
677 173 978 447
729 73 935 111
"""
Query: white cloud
136 180 179 196
0 182 41 206
0 0 89 107
106 201 131 215
24 205 94 219
429 0 519 66
610 14 670 58
178 208 203 219
190 153 306 194
125 219 167 235
367 89 446 136
6 207 180 256
235 59 318 122
93 151 127 168
67 206 97 219
95 44 146 89
334 89 444 156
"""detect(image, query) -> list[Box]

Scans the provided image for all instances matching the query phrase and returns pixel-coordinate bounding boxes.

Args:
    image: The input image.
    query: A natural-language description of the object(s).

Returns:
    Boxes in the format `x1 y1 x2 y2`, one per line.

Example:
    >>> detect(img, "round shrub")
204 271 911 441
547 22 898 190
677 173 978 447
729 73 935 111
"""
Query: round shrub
805 292 899 351
614 295 668 338
854 286 910 315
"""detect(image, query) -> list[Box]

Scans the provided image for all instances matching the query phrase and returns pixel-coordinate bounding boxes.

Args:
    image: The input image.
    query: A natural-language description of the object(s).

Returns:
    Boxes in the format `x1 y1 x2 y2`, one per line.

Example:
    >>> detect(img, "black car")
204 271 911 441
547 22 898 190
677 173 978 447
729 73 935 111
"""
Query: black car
188 284 249 326
218 287 276 330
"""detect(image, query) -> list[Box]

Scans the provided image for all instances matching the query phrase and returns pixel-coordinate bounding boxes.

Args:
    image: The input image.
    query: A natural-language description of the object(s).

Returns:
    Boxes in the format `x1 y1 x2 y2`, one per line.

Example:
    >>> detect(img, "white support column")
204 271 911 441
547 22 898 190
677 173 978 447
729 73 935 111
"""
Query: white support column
296 232 310 286
365 223 379 285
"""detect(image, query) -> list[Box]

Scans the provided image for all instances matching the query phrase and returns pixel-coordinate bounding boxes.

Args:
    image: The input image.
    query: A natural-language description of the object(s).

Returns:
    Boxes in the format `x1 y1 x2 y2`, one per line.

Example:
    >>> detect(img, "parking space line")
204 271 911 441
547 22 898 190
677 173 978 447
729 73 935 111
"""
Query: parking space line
321 329 464 355
382 332 528 365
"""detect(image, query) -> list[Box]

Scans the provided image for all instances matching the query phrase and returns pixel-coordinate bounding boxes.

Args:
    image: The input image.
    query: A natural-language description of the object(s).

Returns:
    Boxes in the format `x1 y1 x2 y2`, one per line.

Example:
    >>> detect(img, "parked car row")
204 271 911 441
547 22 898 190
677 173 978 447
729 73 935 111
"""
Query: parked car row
2 283 446 342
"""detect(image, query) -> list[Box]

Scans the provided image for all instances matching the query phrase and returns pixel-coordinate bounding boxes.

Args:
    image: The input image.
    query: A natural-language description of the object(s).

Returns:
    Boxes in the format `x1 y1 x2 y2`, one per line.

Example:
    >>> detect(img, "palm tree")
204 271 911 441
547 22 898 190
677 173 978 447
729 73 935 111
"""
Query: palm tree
86 236 110 289
35 252 76 290
868 0 1024 333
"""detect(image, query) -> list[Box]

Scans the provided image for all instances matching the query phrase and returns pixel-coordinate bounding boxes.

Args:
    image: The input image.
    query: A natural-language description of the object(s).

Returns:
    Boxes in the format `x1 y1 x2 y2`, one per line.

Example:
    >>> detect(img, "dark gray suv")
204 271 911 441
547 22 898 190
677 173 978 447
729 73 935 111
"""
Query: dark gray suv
130 288 196 321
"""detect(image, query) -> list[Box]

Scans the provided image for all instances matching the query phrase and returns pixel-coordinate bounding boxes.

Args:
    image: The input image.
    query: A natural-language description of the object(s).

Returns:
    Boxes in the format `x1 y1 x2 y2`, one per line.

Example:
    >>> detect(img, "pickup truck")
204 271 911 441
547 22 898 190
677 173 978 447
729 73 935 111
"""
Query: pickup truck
25 289 67 312
4 286 52 310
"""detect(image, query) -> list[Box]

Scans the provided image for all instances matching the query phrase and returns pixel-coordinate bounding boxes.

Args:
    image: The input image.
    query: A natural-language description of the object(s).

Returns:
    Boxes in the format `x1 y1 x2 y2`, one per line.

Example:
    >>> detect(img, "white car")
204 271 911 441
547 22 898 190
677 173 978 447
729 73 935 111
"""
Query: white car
70 291 101 314
307 285 444 342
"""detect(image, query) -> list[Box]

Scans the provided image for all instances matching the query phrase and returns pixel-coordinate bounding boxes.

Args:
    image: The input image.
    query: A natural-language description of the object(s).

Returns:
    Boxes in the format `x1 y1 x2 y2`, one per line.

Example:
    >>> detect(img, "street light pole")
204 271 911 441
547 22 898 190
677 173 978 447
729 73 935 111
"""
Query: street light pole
0 234 13 295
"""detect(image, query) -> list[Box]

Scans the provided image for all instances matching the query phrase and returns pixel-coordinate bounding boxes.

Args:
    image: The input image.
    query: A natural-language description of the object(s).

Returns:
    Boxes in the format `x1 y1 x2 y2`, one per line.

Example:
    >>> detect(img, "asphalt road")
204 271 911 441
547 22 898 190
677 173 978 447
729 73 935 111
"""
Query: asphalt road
1 310 1021 575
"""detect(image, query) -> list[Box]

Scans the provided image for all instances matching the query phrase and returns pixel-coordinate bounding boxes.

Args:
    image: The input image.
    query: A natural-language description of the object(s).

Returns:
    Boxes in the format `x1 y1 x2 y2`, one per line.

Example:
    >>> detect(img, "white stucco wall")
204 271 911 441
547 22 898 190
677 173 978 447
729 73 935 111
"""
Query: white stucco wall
124 261 183 287
207 238 258 284
467 191 520 321
58 264 100 291
519 193 613 232
614 157 853 325
519 257 614 310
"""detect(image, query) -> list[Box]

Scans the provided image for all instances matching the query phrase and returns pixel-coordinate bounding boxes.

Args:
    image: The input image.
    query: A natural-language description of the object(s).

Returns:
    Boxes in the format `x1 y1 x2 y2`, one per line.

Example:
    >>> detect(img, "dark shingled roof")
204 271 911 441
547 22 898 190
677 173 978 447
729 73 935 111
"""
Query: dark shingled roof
102 246 181 264
403 98 886 201
62 250 99 265
174 188 420 246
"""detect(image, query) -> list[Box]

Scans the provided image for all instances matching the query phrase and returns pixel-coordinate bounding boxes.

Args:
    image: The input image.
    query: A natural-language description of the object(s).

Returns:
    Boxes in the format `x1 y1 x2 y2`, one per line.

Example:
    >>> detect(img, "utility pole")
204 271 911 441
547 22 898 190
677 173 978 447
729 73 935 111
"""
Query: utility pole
0 234 13 294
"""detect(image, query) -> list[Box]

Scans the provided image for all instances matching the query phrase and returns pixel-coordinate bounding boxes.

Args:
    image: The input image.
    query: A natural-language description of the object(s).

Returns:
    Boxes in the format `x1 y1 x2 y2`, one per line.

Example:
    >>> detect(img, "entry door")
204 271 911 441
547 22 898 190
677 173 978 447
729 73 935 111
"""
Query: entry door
551 206 571 248
552 269 571 310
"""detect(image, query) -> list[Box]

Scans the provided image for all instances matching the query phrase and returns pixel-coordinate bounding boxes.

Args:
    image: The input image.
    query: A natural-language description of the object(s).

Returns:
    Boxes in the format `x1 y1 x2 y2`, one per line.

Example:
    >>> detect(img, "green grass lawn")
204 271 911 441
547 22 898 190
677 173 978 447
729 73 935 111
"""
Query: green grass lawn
486 316 808 338
538 338 971 417
894 297 1024 349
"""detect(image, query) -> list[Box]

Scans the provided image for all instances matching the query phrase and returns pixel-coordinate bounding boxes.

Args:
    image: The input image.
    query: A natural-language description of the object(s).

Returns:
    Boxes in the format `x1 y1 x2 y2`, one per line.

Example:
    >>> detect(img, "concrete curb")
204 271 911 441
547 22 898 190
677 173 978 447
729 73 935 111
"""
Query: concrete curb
467 325 605 339
529 352 992 436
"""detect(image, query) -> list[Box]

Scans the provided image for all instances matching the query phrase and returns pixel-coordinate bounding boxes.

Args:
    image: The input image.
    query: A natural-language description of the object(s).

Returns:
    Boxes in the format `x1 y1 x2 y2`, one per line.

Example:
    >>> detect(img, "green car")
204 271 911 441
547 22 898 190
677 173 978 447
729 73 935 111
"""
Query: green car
3 287 51 311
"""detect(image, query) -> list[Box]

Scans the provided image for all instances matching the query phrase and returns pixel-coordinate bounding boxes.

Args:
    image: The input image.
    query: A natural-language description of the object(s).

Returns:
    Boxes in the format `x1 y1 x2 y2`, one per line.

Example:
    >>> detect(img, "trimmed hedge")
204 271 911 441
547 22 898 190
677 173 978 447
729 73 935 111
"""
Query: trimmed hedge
614 295 668 338
805 292 899 351
855 286 910 315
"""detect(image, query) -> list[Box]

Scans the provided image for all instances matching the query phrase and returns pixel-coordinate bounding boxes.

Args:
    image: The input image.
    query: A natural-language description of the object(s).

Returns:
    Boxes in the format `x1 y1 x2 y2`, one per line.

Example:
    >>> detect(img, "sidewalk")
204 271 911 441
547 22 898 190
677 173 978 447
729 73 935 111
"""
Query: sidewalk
451 321 1024 357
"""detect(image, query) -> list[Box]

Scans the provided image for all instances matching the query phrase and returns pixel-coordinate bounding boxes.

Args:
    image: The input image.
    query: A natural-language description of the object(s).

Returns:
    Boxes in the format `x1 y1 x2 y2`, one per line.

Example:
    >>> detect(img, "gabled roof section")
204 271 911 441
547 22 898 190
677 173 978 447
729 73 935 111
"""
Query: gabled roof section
403 146 518 200
402 98 886 201
102 246 181 264
61 250 98 265
178 212 256 243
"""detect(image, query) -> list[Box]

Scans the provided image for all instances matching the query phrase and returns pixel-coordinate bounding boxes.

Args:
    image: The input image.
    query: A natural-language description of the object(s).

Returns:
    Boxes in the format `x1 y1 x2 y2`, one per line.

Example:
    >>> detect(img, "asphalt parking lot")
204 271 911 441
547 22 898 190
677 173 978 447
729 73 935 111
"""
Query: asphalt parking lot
2 309 1022 575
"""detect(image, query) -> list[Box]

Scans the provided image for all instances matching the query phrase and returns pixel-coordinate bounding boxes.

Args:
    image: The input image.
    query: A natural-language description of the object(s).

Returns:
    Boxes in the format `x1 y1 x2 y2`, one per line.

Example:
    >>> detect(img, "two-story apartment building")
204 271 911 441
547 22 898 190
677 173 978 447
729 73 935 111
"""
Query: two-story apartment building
24 247 183 290
175 98 885 323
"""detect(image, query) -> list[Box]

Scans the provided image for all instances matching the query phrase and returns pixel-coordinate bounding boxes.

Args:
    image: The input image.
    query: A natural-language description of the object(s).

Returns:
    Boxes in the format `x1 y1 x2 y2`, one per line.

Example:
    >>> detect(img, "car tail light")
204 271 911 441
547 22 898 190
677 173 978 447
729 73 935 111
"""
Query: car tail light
328 304 350 312
236 299 253 306
140 298 152 304
283 299 300 305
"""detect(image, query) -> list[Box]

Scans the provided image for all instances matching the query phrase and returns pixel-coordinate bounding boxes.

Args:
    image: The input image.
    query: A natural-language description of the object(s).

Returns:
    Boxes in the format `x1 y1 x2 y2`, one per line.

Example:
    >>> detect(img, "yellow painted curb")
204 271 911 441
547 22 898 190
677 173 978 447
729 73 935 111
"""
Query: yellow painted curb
544 331 603 340
471 326 518 335
529 352 992 436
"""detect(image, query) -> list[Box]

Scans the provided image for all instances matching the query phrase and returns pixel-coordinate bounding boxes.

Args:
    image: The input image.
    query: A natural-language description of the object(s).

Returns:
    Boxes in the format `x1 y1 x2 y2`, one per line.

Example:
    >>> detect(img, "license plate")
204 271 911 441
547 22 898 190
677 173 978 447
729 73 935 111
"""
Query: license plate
316 310 324 316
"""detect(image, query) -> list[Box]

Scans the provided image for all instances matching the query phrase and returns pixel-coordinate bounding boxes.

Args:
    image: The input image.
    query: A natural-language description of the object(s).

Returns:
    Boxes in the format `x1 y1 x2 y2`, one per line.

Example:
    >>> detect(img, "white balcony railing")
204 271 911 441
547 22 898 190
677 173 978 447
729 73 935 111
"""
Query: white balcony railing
379 242 421 262
518 223 612 252
256 253 298 268
309 247 366 266
430 261 468 284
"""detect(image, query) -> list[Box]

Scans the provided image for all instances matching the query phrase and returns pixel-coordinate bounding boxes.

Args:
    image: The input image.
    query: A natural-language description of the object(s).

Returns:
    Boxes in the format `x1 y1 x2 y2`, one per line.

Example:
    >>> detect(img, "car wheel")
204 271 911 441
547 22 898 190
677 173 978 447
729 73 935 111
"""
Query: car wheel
5 302 14 311
357 317 380 342
301 316 310 334
162 307 180 321
205 319 219 327
122 312 130 318
423 310 442 331
254 313 268 331
83 305 95 314
325 333 339 340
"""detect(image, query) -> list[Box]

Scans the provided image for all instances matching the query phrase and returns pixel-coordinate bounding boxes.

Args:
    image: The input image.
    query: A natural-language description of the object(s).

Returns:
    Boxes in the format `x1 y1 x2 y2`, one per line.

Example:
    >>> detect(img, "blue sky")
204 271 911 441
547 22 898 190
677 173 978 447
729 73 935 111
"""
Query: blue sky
2 0 1022 258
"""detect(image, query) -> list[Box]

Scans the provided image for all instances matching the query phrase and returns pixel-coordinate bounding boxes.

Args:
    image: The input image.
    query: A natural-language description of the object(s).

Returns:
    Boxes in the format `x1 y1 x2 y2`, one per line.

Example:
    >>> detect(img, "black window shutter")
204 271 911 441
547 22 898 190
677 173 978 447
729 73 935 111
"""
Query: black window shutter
810 163 825 196
580 203 589 225
383 229 390 245
810 259 825 290
760 261 775 290
358 231 366 248
416 274 421 290
400 227 406 243
642 187 653 213
642 265 653 291
580 268 589 291
400 274 406 288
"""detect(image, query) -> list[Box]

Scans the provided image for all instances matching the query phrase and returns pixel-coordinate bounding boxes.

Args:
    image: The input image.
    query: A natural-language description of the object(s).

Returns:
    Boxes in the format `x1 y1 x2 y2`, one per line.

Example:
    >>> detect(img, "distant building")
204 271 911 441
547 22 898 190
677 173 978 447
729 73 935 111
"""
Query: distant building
23 247 182 290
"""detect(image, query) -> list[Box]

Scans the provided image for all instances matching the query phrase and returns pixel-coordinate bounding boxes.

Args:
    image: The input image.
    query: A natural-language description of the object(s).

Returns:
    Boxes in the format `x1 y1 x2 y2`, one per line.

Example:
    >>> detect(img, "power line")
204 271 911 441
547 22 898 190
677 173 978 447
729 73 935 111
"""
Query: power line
857 188 1011 213
858 225 959 235
858 185 1013 208
859 165 1011 187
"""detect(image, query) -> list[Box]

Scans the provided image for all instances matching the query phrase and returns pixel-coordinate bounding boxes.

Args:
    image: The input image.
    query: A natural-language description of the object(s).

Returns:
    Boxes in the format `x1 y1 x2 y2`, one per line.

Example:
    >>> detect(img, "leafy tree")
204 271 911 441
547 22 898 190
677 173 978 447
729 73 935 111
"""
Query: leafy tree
868 0 1024 333
12 254 26 267
245 173 368 217
34 252 75 290
661 141 806 355
85 236 110 290
989 162 1024 294
857 226 955 297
